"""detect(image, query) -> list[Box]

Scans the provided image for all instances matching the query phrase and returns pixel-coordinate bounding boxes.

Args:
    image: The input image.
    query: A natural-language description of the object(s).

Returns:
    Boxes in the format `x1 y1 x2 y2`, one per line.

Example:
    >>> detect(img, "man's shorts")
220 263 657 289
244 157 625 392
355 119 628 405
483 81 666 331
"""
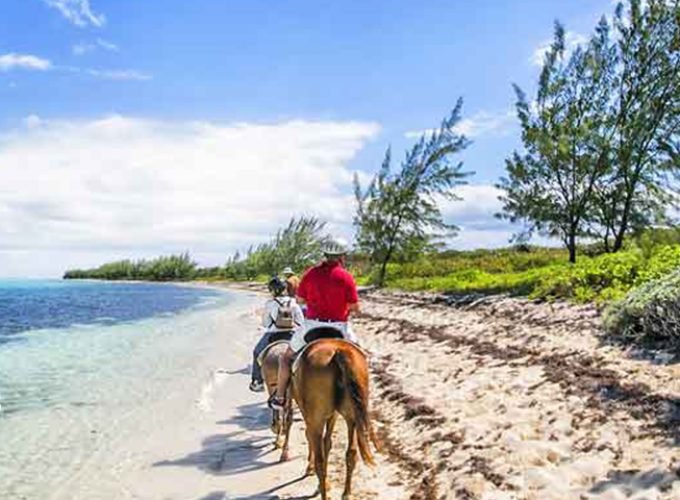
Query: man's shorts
289 319 357 353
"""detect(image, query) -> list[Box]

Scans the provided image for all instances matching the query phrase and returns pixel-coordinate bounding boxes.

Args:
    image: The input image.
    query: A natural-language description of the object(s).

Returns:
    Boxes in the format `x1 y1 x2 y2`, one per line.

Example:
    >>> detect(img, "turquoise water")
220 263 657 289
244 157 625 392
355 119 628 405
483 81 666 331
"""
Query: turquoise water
0 280 223 415
0 280 239 499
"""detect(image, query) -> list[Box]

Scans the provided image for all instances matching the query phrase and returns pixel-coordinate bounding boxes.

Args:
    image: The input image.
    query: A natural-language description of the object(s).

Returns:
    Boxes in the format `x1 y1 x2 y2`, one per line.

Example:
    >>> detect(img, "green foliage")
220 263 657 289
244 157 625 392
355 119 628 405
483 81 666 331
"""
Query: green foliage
635 245 680 283
593 0 680 252
499 22 612 263
530 250 644 302
499 0 680 260
354 99 472 286
381 240 680 304
223 216 329 280
604 268 680 348
63 253 198 281
381 247 567 280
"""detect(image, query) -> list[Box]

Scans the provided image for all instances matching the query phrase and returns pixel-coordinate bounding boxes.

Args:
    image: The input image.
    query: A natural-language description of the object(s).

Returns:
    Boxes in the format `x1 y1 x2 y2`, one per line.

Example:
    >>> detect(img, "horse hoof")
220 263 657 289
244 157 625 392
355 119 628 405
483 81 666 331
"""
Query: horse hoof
279 452 289 462
305 466 314 477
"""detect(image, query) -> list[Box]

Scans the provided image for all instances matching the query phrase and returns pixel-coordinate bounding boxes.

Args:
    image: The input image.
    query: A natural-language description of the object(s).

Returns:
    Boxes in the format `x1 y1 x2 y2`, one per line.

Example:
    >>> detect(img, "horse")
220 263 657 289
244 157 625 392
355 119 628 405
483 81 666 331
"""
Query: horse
291 335 378 500
259 338 294 462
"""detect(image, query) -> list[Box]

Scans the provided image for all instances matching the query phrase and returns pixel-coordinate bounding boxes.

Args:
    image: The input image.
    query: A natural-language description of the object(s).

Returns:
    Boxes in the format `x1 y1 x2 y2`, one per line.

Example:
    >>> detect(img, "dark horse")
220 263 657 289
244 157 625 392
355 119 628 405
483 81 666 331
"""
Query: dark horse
291 335 378 500
259 334 295 461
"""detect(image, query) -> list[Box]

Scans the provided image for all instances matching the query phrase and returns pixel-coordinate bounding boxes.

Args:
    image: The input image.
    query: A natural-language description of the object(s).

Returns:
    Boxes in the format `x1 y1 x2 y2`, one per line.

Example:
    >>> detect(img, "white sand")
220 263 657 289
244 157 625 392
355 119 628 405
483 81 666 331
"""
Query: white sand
356 291 680 499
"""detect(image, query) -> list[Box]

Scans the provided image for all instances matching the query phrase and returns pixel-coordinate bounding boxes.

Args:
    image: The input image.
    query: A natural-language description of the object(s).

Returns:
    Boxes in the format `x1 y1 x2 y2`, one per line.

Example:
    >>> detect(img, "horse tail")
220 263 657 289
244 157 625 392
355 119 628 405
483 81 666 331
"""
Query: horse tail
334 348 377 466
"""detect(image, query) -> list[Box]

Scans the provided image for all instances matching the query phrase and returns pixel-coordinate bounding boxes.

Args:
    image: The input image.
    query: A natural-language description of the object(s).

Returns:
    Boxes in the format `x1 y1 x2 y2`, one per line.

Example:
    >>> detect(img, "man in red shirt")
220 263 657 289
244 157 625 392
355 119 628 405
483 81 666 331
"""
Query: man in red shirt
269 238 360 410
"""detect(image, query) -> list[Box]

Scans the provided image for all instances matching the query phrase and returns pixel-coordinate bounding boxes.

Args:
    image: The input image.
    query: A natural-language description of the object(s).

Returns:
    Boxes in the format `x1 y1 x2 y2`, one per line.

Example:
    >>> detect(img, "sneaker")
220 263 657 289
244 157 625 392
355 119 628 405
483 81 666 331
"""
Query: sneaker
268 394 285 411
249 380 265 393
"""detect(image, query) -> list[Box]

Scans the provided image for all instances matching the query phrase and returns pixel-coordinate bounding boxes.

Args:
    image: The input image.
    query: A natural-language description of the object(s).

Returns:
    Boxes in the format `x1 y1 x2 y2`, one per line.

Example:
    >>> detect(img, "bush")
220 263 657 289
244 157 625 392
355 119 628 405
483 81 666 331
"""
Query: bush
604 268 680 349
530 250 643 303
635 245 680 283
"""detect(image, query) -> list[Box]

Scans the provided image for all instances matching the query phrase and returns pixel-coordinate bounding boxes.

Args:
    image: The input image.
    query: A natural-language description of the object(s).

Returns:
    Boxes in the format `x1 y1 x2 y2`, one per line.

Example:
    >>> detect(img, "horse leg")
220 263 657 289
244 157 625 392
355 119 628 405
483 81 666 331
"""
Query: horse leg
342 419 358 500
305 438 314 476
279 401 293 462
307 421 328 500
272 409 282 446
324 414 336 456
323 414 337 480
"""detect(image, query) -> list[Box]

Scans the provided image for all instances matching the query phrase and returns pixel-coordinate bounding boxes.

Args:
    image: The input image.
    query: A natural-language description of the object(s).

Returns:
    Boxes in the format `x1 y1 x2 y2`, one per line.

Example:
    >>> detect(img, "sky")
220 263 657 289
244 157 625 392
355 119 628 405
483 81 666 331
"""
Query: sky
0 0 615 277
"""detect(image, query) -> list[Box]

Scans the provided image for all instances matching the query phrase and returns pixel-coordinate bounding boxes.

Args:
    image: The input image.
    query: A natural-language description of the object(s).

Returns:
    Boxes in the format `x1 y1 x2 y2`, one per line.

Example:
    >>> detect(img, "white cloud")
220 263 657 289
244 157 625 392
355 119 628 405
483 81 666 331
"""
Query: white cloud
22 115 44 129
72 38 119 56
530 31 588 67
43 0 105 28
0 116 380 276
404 110 515 139
86 69 152 81
438 184 513 248
0 53 51 72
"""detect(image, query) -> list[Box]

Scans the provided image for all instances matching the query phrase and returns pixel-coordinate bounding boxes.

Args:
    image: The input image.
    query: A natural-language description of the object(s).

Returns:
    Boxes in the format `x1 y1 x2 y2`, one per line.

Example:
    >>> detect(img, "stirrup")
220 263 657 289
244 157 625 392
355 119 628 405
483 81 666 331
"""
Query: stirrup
268 394 285 411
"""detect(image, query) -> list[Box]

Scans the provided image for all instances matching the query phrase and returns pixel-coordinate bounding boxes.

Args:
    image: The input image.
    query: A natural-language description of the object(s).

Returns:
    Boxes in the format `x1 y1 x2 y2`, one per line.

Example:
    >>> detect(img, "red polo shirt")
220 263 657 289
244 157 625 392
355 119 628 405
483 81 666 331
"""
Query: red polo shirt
297 261 358 322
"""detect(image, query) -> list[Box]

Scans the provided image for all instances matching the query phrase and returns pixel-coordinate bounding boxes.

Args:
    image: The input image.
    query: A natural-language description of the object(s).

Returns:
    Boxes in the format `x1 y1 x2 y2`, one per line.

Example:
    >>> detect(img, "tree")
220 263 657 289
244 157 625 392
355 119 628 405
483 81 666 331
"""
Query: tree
354 98 472 286
592 0 680 251
222 216 330 279
498 23 613 263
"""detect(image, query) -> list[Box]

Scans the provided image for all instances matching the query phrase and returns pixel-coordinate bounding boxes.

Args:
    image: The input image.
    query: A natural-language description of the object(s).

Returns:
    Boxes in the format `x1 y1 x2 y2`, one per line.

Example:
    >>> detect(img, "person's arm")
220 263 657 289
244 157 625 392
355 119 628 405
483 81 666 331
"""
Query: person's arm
261 300 273 328
292 304 305 326
346 273 360 316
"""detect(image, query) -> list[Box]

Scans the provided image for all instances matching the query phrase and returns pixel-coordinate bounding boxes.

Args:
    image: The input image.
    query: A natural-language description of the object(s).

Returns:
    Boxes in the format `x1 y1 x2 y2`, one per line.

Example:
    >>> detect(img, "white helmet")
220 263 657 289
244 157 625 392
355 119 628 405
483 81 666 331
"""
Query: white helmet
321 237 349 256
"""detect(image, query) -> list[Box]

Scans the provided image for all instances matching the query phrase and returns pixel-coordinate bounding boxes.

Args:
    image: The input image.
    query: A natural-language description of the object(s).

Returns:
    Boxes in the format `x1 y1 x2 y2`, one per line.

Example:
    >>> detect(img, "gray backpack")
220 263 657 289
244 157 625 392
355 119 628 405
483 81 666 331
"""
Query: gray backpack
272 298 295 329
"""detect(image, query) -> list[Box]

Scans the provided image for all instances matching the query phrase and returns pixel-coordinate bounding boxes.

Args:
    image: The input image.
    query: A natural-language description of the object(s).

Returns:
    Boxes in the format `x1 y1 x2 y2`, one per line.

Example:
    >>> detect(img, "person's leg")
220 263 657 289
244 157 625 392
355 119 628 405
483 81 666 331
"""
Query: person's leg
251 331 271 384
270 322 305 409
344 323 359 345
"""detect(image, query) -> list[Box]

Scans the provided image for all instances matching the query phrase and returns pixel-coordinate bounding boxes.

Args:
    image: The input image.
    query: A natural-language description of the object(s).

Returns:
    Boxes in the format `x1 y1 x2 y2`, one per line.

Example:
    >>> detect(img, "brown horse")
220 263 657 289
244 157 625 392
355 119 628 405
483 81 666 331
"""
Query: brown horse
260 341 294 461
291 338 378 500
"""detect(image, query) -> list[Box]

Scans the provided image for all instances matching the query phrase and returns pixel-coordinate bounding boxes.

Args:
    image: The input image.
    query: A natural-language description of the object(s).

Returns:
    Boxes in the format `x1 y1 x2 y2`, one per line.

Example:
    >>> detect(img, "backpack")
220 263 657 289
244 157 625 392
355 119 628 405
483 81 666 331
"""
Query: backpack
271 298 295 330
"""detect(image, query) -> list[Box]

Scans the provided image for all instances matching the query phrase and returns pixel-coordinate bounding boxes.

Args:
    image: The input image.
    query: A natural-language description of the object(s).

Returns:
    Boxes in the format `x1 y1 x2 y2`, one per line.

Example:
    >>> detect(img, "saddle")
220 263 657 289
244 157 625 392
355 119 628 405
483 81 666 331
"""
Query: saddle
292 327 363 375
256 330 293 366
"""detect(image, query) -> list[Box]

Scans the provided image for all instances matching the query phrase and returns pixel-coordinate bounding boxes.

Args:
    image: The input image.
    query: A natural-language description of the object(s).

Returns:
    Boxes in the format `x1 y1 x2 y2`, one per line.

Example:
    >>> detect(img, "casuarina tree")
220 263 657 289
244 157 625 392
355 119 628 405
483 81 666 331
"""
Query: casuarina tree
592 0 680 251
354 98 472 286
498 22 614 263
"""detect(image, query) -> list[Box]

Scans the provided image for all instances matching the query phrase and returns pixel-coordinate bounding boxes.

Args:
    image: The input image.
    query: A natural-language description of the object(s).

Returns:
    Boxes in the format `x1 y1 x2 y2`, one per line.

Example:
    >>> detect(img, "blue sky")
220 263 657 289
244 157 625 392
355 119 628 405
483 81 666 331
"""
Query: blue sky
0 0 613 277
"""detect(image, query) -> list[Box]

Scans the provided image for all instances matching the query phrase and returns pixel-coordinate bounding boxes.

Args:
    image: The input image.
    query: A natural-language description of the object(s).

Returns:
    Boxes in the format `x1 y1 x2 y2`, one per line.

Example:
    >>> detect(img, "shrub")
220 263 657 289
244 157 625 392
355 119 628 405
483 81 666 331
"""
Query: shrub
529 250 643 303
604 268 680 349
635 245 680 283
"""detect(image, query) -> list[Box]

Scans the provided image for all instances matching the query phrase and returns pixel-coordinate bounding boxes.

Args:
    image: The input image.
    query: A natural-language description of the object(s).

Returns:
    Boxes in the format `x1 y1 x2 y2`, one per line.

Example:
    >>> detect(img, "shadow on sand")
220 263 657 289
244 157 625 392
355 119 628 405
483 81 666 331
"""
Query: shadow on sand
589 467 680 496
154 399 317 499
153 401 280 476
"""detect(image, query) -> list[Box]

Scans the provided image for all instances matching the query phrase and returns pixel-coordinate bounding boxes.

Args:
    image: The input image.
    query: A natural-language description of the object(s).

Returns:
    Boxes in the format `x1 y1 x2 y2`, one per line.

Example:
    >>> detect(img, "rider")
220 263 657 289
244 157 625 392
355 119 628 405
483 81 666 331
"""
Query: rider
268 238 360 410
281 266 300 298
249 276 304 393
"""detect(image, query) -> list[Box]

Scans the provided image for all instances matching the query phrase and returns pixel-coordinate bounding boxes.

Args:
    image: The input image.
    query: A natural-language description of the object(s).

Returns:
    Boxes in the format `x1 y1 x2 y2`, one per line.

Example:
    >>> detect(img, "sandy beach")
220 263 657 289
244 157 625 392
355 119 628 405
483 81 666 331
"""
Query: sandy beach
105 286 680 499
8 284 678 499
355 291 680 499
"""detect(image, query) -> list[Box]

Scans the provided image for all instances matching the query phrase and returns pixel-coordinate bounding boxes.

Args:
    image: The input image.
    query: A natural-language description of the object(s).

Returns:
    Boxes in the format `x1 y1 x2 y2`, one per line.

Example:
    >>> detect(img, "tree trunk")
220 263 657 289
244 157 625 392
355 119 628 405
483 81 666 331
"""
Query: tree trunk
612 193 633 252
377 258 388 288
568 232 577 264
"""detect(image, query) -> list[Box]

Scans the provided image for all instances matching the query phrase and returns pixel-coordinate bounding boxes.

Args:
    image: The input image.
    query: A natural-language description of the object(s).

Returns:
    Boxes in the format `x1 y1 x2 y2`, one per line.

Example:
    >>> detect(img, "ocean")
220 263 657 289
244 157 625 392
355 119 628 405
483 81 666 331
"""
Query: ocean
0 279 239 499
